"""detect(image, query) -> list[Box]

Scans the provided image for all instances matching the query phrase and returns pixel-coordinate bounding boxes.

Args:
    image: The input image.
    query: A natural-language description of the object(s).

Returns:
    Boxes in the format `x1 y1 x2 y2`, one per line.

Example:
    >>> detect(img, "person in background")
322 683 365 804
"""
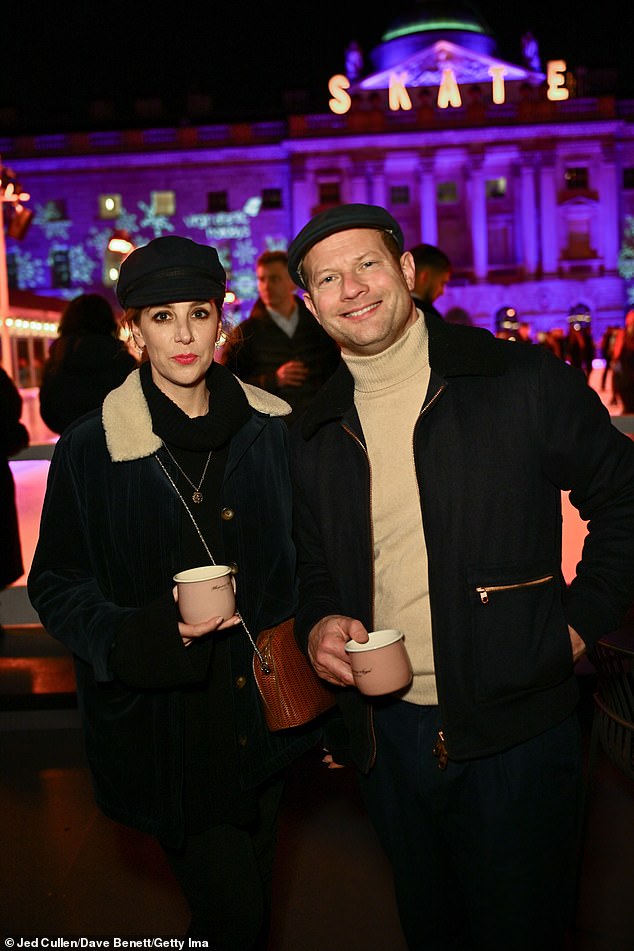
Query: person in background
539 326 566 361
408 242 452 317
0 366 29 615
612 309 634 413
601 323 620 406
28 236 320 949
285 203 634 950
565 320 595 379
443 306 472 326
516 320 533 344
219 250 340 425
38 292 137 434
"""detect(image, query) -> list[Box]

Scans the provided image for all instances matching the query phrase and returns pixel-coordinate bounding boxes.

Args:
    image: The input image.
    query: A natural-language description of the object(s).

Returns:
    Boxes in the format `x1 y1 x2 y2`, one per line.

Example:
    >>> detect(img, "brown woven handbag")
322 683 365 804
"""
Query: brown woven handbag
253 618 336 731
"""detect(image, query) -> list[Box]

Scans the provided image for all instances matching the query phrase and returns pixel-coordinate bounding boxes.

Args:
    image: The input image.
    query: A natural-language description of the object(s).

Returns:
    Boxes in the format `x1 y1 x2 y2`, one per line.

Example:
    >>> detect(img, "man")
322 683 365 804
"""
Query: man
286 204 634 949
409 242 451 316
220 249 340 424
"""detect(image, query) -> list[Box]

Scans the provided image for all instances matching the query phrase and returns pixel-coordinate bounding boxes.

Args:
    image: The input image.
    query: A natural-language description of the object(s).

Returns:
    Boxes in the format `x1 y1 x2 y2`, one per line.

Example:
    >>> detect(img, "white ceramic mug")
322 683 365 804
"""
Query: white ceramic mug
344 629 413 696
173 565 236 624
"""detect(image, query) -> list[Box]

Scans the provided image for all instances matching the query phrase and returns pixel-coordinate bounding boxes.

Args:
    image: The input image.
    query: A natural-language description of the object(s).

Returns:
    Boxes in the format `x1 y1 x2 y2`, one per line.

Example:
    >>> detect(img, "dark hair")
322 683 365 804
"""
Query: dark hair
59 293 118 337
409 244 451 274
256 250 289 268
444 307 473 326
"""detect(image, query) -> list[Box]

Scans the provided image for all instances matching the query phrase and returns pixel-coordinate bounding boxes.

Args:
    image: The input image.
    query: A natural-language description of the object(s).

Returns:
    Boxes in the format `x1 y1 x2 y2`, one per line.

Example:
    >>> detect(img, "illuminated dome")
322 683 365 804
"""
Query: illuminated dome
370 1 497 73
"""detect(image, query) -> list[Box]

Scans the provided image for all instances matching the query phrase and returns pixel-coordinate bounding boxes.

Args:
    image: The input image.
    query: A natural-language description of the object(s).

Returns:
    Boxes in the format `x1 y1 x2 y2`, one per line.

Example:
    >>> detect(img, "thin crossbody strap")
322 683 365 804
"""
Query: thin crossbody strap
155 453 269 671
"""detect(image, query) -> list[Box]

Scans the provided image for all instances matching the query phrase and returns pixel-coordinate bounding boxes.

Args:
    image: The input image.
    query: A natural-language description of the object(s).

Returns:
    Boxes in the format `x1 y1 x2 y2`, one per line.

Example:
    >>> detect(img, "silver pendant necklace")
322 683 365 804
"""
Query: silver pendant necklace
161 443 212 504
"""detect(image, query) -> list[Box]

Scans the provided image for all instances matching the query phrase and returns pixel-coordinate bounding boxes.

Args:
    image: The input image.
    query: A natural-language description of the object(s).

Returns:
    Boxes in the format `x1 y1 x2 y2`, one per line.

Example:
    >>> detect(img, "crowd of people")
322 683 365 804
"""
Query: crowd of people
505 314 634 411
4 208 634 949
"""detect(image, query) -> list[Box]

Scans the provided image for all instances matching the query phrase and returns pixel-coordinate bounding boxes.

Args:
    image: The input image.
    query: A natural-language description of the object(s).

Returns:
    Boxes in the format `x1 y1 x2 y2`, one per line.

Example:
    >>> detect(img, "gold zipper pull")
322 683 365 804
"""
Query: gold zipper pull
432 730 448 770
476 587 489 604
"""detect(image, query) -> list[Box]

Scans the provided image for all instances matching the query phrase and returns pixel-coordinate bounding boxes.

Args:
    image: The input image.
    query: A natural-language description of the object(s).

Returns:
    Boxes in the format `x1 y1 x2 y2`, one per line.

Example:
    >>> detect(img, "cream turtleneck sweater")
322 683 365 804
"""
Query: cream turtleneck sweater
342 312 437 706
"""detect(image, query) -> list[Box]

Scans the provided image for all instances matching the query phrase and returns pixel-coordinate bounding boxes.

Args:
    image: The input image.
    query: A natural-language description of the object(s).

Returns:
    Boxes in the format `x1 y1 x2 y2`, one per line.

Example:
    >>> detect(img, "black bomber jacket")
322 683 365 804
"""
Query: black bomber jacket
289 312 634 770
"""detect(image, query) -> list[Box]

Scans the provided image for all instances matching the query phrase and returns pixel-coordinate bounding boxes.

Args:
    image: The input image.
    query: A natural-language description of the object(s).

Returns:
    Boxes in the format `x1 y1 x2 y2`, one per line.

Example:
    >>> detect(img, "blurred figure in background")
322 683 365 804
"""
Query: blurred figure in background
516 321 533 344
409 243 452 317
39 293 137 434
600 324 619 405
444 306 473 326
612 310 634 413
0 367 29 607
219 250 340 426
537 327 567 361
565 306 595 379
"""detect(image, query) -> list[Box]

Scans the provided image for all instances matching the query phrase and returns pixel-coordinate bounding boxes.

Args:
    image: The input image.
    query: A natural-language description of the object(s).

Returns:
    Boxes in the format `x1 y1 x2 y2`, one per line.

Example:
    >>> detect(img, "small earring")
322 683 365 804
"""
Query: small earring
135 344 145 355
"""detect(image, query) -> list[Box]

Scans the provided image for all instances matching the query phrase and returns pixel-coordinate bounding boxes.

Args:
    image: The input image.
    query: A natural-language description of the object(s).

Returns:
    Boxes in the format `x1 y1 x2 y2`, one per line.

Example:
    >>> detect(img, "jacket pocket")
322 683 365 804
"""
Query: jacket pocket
468 566 572 703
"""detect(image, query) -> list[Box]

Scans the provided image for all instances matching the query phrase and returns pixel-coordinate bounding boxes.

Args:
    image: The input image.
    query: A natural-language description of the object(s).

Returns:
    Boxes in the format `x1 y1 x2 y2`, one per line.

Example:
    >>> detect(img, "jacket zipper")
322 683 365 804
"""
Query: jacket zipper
341 421 377 768
341 381 448 770
476 574 554 604
413 381 448 769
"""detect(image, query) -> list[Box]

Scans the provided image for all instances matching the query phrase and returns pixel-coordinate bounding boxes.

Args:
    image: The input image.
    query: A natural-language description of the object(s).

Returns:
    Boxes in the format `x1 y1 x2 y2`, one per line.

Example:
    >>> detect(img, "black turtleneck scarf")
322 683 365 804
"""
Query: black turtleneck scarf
140 360 256 833
140 358 250 570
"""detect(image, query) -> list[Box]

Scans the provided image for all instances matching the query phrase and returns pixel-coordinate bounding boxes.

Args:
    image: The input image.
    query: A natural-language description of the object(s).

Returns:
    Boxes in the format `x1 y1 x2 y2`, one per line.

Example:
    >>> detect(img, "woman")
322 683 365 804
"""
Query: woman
39 292 137 434
28 236 319 948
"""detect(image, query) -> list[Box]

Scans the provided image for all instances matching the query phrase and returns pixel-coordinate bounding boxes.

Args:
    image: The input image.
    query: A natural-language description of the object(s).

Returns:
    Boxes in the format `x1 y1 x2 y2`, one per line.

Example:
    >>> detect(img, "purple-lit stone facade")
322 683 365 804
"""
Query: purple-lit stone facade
2 97 634 350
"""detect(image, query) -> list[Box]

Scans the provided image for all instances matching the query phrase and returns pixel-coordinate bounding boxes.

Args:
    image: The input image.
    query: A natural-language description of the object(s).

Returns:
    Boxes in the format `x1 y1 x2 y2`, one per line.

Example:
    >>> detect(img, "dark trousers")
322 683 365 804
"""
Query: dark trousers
162 778 284 951
358 702 582 951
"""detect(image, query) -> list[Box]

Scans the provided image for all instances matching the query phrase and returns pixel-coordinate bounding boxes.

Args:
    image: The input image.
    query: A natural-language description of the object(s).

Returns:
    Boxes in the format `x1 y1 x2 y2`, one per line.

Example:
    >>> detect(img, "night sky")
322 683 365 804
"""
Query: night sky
1 1 631 132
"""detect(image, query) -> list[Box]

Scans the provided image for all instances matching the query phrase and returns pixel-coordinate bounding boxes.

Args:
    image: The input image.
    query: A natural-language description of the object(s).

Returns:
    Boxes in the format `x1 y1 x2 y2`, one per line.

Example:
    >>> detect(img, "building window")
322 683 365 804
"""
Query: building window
564 167 589 190
318 182 341 206
486 178 507 199
152 191 175 215
99 194 122 219
437 181 458 203
44 199 68 220
390 185 410 205
51 249 72 288
261 188 282 210
623 168 634 190
207 191 228 213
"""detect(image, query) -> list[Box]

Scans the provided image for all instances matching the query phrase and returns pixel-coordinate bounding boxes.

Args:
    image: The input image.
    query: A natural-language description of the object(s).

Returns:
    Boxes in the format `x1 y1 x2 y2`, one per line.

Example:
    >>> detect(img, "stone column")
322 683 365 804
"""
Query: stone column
468 155 488 280
418 158 438 244
600 144 619 271
538 159 558 276
349 175 368 204
520 158 539 276
367 163 387 208
291 172 313 236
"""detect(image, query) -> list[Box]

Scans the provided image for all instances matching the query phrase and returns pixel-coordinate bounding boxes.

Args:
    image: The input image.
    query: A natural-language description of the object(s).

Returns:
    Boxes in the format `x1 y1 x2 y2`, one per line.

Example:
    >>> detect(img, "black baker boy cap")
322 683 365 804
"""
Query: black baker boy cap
287 203 404 289
116 235 226 309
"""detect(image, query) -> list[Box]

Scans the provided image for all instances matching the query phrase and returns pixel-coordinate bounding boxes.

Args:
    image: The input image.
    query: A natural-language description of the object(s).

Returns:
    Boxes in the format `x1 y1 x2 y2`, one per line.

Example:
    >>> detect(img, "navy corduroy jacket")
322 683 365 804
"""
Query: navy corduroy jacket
28 368 318 846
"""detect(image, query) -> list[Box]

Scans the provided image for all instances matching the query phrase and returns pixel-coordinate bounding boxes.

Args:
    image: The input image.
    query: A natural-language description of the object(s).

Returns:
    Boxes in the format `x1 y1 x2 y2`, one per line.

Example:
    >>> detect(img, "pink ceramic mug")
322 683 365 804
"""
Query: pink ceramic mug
344 629 413 696
173 565 236 624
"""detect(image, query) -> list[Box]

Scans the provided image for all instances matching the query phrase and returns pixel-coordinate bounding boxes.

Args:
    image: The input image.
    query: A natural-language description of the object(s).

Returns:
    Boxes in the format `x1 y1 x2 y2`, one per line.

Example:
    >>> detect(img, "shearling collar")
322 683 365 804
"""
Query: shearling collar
102 367 291 462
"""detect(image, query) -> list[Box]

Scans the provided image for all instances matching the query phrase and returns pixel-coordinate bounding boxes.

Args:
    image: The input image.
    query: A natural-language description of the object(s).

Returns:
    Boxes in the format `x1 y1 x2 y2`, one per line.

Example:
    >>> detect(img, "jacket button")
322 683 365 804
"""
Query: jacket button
235 675 247 689
228 562 238 575
238 734 248 747
221 507 234 521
